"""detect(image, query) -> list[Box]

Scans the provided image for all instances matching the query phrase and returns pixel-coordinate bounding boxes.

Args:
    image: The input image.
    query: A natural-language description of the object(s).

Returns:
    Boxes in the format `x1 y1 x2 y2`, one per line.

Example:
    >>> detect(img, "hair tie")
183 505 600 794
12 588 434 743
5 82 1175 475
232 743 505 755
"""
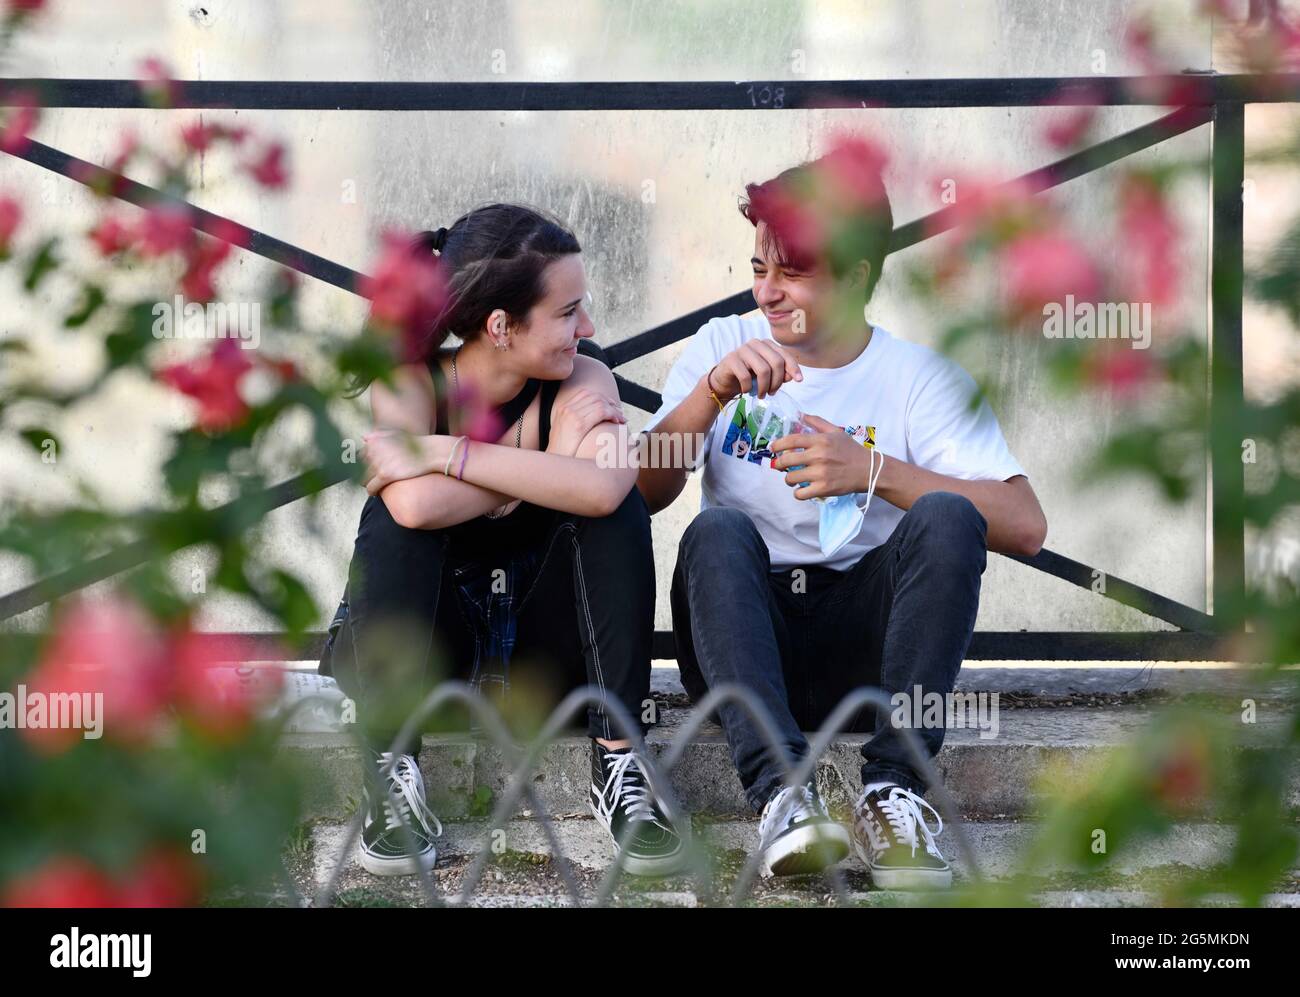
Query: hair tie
430 226 449 253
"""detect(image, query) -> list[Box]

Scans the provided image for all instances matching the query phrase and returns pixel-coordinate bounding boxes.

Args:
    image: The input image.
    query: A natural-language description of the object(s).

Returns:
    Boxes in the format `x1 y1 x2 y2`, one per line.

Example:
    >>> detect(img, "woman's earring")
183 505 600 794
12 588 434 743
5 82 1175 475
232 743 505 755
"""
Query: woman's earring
494 337 508 351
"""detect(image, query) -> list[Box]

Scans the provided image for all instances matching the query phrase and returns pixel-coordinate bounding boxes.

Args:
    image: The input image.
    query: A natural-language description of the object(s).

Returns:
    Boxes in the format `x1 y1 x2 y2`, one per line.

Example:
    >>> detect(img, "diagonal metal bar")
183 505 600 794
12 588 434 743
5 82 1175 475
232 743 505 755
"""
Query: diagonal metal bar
0 465 350 622
2 75 1299 111
606 104 1212 368
1007 548 1215 633
8 138 365 293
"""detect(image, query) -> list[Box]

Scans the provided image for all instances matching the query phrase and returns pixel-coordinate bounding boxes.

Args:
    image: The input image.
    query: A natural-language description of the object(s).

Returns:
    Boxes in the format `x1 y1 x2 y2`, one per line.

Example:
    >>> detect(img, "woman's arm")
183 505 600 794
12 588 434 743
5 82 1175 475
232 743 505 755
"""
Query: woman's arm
370 356 638 529
366 362 517 529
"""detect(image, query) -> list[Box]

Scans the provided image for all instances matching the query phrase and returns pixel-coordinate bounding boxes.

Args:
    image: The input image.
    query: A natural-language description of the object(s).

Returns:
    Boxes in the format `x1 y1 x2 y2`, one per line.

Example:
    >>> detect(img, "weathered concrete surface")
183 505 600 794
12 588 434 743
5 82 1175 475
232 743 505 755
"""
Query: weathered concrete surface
279 700 1298 821
305 816 1300 908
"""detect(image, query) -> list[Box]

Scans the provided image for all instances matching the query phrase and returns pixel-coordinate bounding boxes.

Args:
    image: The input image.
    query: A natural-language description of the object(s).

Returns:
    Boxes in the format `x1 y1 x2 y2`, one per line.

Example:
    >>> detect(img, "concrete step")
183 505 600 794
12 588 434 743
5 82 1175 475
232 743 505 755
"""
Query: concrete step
279 699 1297 820
295 816 1300 908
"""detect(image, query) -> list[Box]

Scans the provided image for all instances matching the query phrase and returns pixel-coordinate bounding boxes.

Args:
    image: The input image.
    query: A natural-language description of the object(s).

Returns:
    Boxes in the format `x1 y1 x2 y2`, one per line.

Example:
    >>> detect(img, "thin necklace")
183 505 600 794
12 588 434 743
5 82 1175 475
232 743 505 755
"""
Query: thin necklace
451 346 524 446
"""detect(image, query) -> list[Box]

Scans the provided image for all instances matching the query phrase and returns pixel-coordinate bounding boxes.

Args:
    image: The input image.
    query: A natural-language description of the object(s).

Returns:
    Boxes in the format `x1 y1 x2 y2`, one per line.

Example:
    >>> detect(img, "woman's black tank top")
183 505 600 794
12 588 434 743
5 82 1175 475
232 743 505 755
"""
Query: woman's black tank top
427 352 561 555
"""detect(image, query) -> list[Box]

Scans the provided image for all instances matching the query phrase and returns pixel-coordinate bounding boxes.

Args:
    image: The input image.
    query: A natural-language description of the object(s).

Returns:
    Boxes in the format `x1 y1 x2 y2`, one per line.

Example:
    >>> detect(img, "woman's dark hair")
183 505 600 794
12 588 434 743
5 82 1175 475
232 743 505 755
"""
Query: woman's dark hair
416 202 581 353
350 203 581 395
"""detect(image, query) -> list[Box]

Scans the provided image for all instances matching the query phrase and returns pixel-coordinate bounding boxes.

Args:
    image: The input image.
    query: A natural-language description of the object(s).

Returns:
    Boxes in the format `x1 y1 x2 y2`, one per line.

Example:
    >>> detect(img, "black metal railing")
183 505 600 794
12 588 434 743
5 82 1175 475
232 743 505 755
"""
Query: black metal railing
1 72 1290 660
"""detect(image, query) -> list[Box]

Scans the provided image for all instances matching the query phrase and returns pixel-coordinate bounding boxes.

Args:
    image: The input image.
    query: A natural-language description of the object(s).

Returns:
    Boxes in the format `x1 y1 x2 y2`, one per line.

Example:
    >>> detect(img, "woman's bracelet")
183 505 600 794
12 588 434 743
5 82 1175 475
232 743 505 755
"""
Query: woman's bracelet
705 365 729 411
456 439 470 480
443 435 467 476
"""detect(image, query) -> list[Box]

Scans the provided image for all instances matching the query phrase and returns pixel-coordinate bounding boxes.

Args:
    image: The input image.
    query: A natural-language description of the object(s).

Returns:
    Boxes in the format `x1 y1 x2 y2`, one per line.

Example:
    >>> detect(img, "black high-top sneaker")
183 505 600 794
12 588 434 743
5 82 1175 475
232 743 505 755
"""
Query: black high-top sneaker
358 751 443 876
851 783 952 890
589 742 687 877
757 782 851 878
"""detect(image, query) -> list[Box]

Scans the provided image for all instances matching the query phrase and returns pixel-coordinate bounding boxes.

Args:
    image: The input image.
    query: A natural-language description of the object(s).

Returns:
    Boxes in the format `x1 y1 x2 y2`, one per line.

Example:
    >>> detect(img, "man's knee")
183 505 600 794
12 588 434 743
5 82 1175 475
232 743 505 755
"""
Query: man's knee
680 506 762 554
901 492 987 562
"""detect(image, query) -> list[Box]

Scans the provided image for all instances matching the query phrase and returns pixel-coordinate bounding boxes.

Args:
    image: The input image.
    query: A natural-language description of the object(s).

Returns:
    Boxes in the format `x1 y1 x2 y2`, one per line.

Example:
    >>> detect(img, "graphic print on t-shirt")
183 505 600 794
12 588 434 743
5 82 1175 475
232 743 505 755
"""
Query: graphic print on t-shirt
719 395 876 471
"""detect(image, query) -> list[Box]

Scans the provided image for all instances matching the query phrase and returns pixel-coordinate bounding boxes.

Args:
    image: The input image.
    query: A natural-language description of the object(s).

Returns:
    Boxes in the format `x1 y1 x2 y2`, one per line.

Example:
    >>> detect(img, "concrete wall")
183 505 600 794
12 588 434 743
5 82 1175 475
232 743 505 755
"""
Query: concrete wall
0 0 1220 638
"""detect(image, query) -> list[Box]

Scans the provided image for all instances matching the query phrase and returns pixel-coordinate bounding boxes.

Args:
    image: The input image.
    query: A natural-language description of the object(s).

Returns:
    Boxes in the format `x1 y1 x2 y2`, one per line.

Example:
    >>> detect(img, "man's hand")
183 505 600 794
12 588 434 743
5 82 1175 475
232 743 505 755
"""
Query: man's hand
710 339 804 400
770 413 877 500
362 429 439 495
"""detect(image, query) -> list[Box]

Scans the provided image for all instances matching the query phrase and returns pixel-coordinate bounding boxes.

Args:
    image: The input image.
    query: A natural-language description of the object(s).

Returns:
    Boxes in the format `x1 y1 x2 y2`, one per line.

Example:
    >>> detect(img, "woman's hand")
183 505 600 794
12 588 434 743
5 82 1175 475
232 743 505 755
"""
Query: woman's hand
362 429 441 495
708 339 803 401
546 388 626 457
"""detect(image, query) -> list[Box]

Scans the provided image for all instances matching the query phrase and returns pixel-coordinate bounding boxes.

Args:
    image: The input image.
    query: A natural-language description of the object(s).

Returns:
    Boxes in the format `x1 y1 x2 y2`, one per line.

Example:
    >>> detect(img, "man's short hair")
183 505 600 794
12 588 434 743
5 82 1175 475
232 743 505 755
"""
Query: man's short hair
738 150 893 302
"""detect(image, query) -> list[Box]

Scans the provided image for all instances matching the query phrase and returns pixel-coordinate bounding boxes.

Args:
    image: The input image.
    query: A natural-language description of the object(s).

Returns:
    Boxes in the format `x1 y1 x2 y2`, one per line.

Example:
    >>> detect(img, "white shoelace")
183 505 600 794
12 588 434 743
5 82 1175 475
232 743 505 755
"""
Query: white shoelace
759 784 824 841
865 786 943 858
597 751 663 826
377 752 443 839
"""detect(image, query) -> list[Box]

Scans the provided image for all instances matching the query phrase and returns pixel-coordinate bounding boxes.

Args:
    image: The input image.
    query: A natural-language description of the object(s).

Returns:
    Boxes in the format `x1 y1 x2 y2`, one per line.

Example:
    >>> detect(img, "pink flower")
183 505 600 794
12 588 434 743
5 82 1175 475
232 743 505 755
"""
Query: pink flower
180 234 233 301
88 214 134 256
1084 347 1158 399
1119 174 1180 308
0 90 39 155
107 130 139 175
158 339 254 432
1 848 205 909
1 857 118 909
138 57 182 108
745 182 825 269
246 142 288 189
999 229 1101 320
170 631 282 741
137 202 193 257
360 230 449 362
926 174 1042 242
180 120 218 153
5 0 47 17
115 848 203 908
0 196 21 254
447 380 506 444
206 216 252 249
1042 103 1097 150
817 132 890 211
23 595 171 753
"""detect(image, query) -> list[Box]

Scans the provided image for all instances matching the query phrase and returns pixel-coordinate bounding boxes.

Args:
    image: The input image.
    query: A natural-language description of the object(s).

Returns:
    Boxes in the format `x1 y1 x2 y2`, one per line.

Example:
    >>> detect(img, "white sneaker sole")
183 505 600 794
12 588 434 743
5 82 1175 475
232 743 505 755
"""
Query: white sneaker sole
589 799 689 877
358 844 438 877
851 836 952 890
760 822 851 878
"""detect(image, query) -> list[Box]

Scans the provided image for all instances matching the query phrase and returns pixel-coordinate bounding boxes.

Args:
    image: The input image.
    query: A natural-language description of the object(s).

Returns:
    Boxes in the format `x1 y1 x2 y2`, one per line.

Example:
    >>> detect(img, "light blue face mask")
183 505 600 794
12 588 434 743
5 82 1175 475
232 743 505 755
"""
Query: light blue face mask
807 446 884 557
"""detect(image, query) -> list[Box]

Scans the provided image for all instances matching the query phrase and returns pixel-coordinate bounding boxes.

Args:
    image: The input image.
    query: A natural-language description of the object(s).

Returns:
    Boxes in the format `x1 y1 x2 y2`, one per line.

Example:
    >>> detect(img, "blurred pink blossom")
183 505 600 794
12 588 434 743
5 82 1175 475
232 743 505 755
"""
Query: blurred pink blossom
0 90 39 155
360 229 450 362
1119 174 1180 308
158 338 254 432
0 195 21 254
999 229 1101 320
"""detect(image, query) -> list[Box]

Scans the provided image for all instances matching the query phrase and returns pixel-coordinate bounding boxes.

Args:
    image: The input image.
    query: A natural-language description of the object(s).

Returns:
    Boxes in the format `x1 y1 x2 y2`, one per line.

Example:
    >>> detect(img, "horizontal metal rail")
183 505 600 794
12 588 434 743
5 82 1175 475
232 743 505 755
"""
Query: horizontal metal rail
2 74 1298 110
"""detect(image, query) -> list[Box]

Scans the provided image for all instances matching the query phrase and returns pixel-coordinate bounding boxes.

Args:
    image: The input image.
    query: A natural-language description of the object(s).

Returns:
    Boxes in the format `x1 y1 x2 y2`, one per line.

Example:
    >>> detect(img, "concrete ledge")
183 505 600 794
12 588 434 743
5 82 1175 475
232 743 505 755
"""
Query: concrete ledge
279 703 1297 820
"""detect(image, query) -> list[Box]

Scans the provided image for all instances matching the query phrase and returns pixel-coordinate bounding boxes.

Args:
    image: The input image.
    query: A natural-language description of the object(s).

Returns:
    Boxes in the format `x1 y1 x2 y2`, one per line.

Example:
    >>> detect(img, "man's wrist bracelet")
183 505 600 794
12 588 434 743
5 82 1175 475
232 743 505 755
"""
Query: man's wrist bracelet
705 365 729 411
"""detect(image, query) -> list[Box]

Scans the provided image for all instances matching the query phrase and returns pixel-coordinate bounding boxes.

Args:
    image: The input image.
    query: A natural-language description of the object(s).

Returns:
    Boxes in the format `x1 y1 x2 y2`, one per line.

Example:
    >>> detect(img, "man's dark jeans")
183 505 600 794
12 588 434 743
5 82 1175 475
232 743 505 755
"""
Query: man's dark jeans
670 491 987 811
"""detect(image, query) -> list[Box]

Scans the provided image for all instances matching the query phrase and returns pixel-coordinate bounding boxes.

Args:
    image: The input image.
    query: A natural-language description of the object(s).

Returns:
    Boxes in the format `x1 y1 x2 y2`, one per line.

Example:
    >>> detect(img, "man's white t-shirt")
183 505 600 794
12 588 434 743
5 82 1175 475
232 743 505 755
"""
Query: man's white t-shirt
643 314 1028 571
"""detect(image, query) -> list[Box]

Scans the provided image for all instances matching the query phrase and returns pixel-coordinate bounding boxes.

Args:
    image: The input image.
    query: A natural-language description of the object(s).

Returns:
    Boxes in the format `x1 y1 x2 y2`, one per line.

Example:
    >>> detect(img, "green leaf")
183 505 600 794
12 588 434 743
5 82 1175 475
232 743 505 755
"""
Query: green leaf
22 238 59 293
18 428 57 455
104 301 161 368
64 284 107 328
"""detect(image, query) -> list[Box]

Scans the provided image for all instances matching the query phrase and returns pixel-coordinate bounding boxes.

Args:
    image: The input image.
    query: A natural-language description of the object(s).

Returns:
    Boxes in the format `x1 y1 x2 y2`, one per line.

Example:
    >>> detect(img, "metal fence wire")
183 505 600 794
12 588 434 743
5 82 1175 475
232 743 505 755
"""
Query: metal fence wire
277 680 980 907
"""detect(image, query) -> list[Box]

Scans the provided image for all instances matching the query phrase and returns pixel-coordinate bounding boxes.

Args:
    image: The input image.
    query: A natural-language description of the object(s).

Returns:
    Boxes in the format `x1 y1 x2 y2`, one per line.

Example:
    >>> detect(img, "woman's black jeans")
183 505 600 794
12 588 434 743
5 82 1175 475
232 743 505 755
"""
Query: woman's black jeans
326 488 656 755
